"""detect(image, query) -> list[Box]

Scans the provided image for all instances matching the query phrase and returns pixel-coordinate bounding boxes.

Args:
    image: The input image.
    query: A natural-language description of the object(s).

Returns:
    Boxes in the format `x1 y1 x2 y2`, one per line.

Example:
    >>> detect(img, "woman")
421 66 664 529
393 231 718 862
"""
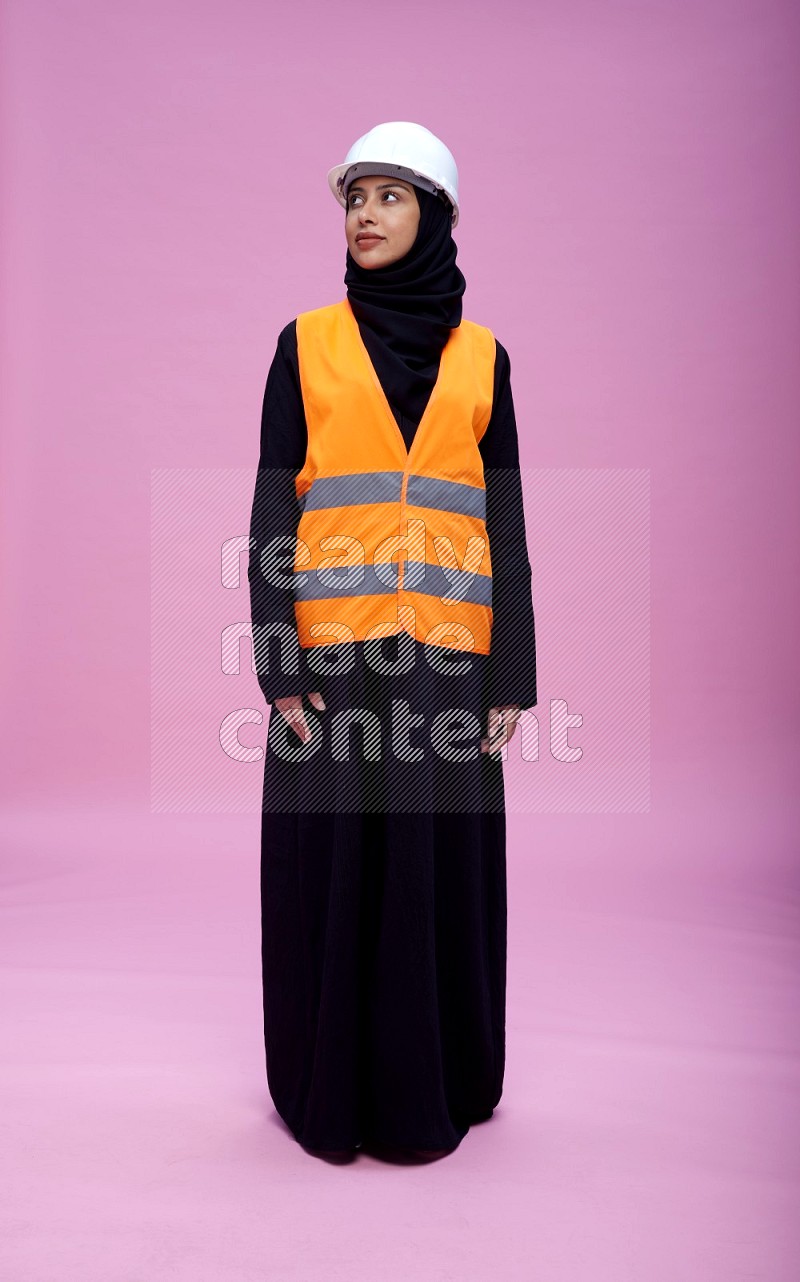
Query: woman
248 121 537 1162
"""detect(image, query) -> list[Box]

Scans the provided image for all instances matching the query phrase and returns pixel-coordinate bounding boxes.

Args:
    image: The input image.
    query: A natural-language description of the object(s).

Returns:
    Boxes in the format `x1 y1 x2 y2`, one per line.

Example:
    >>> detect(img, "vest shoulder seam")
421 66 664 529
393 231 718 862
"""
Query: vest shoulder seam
296 300 347 324
461 318 496 341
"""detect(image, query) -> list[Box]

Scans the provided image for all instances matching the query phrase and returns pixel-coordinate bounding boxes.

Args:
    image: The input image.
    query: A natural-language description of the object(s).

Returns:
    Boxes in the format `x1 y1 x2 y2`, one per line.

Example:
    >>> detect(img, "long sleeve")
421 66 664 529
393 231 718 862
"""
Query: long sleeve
480 341 538 710
248 322 320 704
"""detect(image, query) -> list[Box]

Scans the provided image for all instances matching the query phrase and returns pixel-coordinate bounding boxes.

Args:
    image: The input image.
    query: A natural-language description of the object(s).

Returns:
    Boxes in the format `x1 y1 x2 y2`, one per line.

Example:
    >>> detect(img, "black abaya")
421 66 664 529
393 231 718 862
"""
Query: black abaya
248 318 537 1153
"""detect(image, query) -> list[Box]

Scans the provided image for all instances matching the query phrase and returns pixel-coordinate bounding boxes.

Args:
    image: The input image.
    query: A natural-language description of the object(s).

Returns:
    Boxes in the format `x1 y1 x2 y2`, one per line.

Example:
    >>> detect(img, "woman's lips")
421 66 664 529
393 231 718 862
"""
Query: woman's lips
356 236 383 247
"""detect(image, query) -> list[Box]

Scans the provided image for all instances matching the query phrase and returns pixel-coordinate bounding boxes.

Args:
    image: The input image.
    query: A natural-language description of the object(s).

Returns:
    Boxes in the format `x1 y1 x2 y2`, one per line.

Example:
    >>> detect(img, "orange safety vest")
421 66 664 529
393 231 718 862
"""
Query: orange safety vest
293 297 496 655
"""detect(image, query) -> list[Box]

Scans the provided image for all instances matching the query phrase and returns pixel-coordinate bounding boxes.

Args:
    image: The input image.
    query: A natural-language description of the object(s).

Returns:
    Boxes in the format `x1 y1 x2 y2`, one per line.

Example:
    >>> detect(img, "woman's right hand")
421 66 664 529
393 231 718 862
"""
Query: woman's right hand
274 691 326 744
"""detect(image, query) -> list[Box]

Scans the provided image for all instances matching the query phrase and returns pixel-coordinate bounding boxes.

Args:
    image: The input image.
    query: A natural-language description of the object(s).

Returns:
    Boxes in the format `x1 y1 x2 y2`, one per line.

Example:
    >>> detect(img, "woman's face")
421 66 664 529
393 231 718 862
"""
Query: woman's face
344 174 421 268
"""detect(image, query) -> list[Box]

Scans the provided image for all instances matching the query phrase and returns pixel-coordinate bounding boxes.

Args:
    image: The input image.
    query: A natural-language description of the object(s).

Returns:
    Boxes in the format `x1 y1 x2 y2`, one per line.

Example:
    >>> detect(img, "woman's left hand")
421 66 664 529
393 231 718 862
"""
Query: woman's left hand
480 704 522 754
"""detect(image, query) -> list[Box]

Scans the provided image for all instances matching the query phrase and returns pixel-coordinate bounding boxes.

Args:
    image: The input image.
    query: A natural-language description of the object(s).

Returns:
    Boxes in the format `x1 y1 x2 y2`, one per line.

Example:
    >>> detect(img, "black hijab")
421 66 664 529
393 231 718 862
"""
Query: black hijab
343 186 467 426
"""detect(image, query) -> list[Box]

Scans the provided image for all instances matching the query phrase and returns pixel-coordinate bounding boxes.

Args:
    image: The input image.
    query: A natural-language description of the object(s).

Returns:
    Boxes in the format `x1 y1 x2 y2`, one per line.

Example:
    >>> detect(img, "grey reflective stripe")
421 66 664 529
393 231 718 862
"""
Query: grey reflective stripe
400 561 492 605
294 563 402 601
297 471 487 519
300 471 404 513
405 474 486 519
294 560 492 605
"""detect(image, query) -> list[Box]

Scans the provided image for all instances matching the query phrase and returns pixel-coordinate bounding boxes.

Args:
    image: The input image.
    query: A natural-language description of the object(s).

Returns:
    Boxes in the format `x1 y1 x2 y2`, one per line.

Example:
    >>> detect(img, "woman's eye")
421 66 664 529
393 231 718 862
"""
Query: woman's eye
348 190 400 207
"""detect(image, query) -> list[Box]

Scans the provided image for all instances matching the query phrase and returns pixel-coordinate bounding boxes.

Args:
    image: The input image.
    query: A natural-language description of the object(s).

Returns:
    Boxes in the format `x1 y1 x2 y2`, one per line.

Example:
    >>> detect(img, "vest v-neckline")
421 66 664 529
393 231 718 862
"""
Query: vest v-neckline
342 297 455 468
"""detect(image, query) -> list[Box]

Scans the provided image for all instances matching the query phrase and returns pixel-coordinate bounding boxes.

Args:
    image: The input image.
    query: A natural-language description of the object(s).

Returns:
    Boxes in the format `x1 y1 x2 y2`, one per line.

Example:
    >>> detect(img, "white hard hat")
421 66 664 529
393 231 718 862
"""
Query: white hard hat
327 121 460 228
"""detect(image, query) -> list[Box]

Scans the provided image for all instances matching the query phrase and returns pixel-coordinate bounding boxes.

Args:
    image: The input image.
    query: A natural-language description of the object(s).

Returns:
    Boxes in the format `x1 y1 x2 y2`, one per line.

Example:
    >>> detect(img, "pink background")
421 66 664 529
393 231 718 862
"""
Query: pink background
2 0 799 1278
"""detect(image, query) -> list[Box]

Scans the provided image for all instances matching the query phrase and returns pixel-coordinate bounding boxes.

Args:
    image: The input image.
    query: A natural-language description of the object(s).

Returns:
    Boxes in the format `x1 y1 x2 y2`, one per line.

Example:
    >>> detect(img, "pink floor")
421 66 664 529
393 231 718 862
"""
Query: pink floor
2 762 797 1281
